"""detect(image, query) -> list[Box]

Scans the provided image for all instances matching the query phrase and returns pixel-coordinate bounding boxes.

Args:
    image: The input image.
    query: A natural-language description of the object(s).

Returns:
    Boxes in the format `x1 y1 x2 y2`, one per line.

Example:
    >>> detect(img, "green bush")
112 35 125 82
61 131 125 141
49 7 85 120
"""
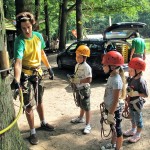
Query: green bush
145 38 150 52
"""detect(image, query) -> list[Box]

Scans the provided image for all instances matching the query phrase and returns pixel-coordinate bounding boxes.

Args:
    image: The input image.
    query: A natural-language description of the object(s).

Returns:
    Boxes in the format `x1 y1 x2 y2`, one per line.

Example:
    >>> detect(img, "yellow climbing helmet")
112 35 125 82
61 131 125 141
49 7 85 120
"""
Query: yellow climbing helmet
76 45 90 57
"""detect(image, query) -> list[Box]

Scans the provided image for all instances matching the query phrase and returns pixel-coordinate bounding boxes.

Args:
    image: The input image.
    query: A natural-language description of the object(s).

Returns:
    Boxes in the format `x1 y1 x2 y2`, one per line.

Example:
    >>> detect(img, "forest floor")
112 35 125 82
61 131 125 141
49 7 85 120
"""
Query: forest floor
16 53 150 150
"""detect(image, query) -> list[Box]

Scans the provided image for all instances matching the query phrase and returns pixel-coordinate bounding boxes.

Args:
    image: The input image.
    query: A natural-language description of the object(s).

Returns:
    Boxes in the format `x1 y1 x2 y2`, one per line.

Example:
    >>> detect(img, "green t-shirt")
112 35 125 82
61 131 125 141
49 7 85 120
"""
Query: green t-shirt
131 37 146 54
14 31 46 75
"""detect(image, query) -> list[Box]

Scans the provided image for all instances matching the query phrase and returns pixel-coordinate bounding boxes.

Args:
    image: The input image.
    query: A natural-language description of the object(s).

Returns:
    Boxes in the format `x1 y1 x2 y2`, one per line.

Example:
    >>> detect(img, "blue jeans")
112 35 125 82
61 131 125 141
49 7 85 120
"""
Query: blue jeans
129 107 143 128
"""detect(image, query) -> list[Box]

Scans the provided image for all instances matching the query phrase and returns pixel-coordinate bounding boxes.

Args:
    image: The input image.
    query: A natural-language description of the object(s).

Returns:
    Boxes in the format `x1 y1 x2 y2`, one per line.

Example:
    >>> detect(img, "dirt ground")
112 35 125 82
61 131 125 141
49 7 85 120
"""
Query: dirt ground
15 53 150 150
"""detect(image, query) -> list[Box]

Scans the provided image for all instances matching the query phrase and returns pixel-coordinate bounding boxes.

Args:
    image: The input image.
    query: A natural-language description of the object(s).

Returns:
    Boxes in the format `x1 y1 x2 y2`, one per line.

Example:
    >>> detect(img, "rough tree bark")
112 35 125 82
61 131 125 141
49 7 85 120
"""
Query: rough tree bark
35 0 40 22
59 0 68 50
76 0 83 41
0 1 27 149
59 0 76 50
44 0 51 49
35 0 40 31
15 0 33 15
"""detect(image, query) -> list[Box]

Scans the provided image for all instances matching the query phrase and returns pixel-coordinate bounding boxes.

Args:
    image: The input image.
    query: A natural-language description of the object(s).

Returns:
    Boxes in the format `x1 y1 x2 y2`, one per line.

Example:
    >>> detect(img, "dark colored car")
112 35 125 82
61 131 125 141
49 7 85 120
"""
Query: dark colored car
57 22 146 77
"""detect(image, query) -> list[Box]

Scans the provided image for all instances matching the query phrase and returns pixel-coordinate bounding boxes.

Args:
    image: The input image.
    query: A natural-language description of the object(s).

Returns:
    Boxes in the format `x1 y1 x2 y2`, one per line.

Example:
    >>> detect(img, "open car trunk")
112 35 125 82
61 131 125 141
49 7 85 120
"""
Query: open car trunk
103 22 146 65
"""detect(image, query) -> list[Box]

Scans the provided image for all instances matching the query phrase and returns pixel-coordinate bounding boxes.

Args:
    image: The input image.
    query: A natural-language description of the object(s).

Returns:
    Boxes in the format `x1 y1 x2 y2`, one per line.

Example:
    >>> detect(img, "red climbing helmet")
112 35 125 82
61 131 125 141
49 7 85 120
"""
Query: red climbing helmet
102 51 124 66
128 57 146 71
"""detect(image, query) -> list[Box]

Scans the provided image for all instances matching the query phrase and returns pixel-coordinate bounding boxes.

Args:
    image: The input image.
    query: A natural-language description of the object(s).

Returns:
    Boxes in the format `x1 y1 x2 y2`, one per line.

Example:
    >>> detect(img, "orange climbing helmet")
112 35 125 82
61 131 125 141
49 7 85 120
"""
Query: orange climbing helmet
128 57 146 71
102 51 124 66
76 45 90 57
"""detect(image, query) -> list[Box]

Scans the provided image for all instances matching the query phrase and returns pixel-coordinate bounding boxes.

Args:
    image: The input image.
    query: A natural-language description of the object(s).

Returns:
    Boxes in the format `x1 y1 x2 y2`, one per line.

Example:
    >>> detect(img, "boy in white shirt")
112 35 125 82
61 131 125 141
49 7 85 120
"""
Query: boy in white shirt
70 45 92 134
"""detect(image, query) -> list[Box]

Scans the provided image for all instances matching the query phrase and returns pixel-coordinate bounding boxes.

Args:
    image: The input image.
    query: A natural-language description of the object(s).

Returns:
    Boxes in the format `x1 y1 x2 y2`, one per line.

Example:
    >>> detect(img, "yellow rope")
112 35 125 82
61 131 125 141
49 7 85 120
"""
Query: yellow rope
0 87 23 135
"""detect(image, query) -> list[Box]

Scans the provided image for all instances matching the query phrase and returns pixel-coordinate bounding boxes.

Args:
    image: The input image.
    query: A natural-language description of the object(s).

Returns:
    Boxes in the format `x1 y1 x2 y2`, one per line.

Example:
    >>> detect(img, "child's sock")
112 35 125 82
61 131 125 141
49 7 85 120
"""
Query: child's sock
131 128 136 132
136 132 141 137
30 128 36 135
41 120 47 125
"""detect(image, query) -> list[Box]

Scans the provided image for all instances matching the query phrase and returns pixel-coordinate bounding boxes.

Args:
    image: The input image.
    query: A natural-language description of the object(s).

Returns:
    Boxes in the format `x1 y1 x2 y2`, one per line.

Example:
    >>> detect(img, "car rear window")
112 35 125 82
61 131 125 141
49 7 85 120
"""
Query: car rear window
88 43 102 54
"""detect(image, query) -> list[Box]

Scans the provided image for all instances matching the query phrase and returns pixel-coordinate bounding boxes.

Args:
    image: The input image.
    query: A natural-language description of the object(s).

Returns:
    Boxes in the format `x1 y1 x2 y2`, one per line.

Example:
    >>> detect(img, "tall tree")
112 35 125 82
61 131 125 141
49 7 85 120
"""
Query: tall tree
0 0 27 149
35 0 40 22
44 0 51 49
15 0 34 15
59 0 76 50
76 0 82 41
35 0 40 31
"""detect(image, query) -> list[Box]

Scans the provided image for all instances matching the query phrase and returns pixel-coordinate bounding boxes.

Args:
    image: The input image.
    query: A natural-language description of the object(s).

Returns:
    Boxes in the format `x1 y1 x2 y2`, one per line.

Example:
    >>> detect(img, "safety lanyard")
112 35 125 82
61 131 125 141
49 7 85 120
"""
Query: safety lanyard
74 62 84 77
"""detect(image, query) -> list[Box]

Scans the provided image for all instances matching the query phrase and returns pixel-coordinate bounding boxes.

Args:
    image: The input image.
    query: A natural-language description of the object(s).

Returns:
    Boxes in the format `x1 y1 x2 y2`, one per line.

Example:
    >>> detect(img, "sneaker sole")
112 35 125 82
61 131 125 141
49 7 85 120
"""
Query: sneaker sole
123 133 136 137
70 121 85 123
30 140 39 145
40 127 55 131
29 137 39 145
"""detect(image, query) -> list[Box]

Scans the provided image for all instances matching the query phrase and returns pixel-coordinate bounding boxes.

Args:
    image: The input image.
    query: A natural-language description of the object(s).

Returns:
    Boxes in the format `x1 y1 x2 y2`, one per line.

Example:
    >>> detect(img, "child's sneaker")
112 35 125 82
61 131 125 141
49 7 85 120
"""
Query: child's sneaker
83 124 91 134
101 143 116 150
128 134 141 143
101 147 115 150
123 129 136 137
71 117 85 123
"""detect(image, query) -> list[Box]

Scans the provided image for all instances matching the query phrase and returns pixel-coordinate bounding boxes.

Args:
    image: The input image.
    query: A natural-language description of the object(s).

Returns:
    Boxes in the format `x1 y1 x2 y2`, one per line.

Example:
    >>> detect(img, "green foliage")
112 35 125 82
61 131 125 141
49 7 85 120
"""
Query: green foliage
82 0 149 15
3 0 150 41
3 0 15 19
145 38 150 52
39 0 60 39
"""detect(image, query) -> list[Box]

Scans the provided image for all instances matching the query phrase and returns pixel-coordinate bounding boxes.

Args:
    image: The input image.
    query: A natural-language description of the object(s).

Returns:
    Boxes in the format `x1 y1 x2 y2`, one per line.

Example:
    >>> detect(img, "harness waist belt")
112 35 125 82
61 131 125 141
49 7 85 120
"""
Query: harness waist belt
77 85 90 90
130 98 141 112
130 96 140 101
22 65 41 70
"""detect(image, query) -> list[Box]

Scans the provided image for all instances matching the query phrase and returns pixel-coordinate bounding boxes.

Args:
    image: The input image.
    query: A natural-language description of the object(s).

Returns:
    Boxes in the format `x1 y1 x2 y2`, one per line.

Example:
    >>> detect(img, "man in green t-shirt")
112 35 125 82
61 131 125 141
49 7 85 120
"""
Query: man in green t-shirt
130 32 146 60
12 12 55 145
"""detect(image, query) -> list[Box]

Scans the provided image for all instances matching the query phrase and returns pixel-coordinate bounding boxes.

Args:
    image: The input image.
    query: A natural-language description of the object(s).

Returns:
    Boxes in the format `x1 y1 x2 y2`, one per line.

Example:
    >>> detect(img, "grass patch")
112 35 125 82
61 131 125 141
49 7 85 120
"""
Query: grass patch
145 38 150 53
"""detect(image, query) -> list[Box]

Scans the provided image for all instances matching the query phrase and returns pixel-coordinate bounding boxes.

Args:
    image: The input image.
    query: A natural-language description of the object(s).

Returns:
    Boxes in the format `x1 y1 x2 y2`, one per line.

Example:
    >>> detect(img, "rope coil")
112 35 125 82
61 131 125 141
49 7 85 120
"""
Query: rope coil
100 102 112 140
0 68 12 73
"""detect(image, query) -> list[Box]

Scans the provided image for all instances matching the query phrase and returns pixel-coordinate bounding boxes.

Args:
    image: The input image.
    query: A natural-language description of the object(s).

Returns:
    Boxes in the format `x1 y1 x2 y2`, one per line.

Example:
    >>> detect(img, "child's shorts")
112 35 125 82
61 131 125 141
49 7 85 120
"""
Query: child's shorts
20 73 44 108
76 86 91 111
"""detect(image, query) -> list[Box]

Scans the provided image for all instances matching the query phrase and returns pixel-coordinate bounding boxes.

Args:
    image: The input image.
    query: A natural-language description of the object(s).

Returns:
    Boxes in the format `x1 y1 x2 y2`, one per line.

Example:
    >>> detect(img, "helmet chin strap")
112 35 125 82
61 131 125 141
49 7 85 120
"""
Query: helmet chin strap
106 66 120 75
133 70 142 78
79 61 84 64
79 57 86 64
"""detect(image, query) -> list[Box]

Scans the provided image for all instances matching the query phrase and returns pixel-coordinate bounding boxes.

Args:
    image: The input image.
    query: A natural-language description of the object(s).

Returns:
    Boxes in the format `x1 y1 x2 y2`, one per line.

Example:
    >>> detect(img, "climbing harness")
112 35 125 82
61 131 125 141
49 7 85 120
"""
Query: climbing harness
67 74 81 107
13 67 48 115
21 68 48 114
100 102 115 140
122 98 130 119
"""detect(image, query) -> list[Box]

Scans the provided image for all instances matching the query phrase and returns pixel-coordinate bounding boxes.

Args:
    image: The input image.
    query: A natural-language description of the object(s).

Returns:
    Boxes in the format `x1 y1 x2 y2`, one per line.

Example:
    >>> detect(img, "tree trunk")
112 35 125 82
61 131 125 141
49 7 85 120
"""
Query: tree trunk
0 1 27 149
76 0 83 41
35 0 40 21
59 0 76 51
58 2 62 41
15 0 33 15
35 0 40 30
44 0 51 49
3 0 7 18
59 0 68 50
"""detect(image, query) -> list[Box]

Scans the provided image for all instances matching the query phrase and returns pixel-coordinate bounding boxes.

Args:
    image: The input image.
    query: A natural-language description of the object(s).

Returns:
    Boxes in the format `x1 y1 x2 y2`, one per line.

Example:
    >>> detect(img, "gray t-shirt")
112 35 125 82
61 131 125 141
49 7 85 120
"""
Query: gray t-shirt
104 74 123 111
75 62 92 88
128 77 148 101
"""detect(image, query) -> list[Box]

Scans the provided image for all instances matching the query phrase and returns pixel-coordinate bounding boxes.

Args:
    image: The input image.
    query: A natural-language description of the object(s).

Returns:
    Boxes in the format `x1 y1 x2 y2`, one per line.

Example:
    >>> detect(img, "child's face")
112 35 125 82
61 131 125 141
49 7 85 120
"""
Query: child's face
128 67 135 77
102 64 109 74
21 21 32 38
76 53 84 63
129 67 142 77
